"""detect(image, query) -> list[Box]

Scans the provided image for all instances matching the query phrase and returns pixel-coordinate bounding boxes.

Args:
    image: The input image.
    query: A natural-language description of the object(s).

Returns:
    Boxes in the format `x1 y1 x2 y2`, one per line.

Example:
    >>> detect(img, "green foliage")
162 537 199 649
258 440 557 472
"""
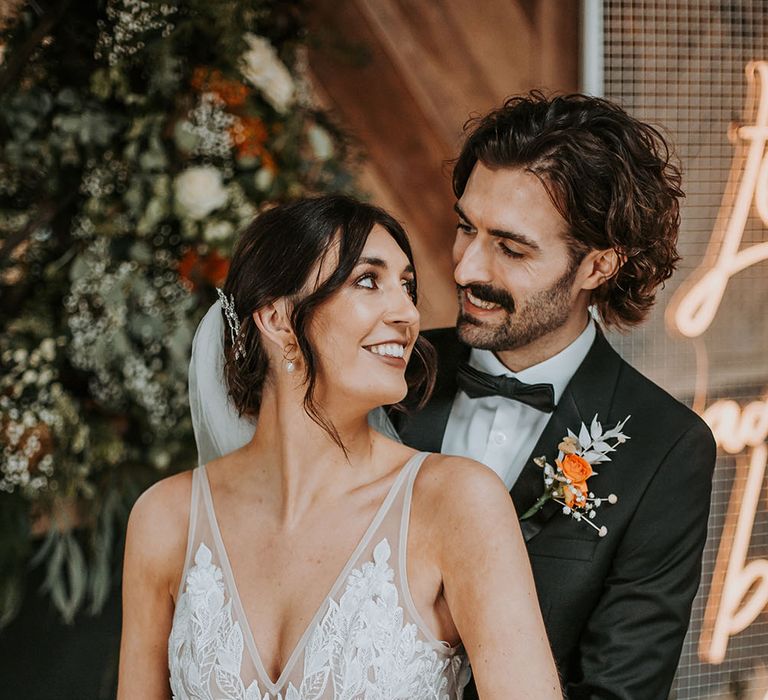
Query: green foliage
0 0 356 625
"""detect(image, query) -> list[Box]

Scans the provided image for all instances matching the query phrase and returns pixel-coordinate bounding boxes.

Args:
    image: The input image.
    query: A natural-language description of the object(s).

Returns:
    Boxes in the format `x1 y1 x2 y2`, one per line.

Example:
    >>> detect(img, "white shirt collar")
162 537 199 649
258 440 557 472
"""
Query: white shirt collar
468 319 597 405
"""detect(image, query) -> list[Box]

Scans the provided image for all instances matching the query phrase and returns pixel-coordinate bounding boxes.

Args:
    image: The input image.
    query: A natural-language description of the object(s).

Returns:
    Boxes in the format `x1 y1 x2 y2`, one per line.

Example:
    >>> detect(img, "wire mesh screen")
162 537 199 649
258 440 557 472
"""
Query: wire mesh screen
603 2 768 698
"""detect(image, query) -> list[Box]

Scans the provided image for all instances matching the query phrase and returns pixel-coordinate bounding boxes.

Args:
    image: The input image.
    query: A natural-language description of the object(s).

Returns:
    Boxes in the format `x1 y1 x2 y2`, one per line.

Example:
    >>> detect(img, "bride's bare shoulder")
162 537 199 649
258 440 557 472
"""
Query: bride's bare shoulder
412 454 518 531
125 469 194 579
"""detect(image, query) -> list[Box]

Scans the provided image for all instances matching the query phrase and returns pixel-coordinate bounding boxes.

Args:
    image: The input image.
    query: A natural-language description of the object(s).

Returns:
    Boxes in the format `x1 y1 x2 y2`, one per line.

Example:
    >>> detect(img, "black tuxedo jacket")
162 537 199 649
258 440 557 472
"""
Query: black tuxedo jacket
393 328 716 700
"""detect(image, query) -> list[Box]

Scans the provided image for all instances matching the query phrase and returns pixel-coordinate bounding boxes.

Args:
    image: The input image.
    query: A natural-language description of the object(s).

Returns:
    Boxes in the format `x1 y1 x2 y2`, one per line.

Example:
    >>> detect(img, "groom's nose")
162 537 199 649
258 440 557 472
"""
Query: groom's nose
454 236 492 287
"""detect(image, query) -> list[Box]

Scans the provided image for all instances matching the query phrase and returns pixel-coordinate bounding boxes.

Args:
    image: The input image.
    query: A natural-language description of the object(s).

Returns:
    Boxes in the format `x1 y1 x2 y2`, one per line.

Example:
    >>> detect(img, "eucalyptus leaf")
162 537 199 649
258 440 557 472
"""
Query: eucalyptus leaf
89 541 111 615
49 576 72 623
41 535 66 593
29 527 58 568
64 535 87 618
0 578 23 629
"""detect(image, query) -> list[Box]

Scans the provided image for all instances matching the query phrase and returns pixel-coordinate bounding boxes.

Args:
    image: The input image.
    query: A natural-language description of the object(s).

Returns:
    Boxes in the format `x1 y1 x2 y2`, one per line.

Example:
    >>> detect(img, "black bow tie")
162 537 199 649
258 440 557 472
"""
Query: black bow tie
456 362 556 413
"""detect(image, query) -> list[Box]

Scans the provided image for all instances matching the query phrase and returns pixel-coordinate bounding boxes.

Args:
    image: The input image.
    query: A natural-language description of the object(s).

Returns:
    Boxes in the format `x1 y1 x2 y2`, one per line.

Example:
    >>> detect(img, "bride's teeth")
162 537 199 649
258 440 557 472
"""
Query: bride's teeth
369 343 405 358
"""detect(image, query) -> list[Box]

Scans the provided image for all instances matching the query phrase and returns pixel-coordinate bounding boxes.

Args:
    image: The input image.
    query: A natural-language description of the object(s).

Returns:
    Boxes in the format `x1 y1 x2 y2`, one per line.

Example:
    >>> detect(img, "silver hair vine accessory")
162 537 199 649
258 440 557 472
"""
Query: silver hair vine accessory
216 287 246 359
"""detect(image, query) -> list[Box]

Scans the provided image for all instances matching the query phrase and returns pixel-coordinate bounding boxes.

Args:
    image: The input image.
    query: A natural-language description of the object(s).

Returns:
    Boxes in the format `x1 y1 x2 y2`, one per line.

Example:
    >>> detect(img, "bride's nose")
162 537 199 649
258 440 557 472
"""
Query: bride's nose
384 284 419 326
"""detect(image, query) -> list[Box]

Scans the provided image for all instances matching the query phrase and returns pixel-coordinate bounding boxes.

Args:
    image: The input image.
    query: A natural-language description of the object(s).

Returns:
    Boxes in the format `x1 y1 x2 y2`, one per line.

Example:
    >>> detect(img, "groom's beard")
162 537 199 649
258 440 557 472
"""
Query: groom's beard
456 259 579 352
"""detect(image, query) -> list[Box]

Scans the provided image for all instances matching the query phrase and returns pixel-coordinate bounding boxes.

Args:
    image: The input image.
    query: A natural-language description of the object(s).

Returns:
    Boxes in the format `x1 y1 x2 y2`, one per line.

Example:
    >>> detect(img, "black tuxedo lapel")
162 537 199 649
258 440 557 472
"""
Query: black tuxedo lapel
514 391 583 540
514 330 623 541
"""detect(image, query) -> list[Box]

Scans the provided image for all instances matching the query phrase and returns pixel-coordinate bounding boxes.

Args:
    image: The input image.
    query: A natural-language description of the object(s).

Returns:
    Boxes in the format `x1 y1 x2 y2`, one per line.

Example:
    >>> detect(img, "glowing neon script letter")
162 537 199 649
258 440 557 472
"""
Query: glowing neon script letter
699 442 768 664
668 61 768 338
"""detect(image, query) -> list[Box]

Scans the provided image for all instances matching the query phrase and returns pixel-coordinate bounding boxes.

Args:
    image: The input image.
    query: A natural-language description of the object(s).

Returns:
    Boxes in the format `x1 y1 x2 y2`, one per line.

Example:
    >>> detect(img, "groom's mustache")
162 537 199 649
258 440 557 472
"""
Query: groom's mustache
458 284 516 313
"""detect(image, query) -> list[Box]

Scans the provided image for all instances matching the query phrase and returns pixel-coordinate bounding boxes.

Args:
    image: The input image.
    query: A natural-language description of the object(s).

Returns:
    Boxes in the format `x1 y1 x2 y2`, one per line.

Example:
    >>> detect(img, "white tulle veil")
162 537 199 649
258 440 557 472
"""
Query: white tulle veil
188 301 401 466
188 301 255 466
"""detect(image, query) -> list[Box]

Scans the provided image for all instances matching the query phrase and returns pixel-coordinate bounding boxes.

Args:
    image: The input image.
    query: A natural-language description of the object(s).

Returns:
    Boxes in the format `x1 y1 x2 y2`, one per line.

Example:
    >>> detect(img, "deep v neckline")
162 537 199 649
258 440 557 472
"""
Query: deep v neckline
198 453 420 694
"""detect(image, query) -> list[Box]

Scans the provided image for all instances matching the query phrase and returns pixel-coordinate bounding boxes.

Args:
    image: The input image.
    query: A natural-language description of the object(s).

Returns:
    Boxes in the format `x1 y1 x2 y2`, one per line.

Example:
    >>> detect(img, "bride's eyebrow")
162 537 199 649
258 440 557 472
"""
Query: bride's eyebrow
356 256 414 275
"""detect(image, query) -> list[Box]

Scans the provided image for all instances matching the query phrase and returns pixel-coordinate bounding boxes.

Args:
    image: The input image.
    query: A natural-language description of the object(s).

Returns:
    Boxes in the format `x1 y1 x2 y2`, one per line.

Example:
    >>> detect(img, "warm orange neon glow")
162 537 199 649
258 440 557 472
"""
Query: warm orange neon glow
665 61 768 668
667 61 768 339
699 442 768 664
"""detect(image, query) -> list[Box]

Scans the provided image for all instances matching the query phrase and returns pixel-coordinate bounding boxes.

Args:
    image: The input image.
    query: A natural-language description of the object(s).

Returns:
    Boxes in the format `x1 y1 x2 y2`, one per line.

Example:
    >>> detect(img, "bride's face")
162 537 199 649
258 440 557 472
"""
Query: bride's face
308 224 420 411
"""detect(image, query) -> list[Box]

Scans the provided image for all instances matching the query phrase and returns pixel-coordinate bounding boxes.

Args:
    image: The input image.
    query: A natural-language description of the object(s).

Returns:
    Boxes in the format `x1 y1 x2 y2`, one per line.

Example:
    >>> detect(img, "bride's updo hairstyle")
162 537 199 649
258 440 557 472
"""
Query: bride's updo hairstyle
221 195 435 446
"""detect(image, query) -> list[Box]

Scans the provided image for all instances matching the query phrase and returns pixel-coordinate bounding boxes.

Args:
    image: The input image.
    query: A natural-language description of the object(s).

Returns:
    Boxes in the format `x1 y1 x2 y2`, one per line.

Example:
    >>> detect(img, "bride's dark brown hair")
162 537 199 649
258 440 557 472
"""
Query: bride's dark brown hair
221 195 435 448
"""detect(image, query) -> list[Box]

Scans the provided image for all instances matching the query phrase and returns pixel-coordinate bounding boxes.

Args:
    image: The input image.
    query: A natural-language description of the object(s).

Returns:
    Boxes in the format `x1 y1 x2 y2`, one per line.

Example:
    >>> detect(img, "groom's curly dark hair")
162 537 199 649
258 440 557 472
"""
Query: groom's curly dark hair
453 91 684 329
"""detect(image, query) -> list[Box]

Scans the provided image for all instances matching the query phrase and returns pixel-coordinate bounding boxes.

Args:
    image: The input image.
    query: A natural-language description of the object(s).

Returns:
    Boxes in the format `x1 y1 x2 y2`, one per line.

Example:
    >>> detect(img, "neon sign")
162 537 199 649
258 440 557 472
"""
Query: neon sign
668 61 768 339
666 61 768 672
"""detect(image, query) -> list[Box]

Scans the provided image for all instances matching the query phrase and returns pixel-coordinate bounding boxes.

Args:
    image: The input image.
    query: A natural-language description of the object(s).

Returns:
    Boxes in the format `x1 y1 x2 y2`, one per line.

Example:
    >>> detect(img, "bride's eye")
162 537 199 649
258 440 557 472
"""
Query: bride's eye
402 279 416 299
355 273 377 289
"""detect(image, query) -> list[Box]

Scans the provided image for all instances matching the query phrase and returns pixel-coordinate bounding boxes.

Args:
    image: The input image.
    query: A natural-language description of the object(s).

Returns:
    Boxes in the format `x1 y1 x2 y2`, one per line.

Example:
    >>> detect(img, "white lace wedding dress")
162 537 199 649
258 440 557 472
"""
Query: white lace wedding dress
168 451 470 699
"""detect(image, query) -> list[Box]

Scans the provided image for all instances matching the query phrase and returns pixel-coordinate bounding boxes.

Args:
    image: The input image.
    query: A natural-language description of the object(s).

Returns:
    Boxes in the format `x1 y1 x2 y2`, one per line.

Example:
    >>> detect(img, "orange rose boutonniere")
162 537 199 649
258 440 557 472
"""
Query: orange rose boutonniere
558 454 593 507
521 415 630 537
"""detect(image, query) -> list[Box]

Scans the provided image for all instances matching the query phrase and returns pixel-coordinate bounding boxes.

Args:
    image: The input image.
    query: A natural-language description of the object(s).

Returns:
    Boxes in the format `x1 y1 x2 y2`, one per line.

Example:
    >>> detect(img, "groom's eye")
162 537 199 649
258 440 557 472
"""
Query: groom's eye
499 242 524 259
456 221 474 234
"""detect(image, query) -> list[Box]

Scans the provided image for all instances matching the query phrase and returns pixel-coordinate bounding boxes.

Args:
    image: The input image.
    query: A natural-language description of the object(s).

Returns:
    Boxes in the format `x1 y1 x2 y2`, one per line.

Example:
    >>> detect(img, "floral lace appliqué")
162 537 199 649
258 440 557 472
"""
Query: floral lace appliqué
169 539 467 700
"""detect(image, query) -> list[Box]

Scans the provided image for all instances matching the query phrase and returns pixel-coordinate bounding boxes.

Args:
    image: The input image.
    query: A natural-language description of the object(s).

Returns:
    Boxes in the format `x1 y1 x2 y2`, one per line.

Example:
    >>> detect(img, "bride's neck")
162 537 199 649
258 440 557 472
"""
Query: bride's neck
245 384 377 524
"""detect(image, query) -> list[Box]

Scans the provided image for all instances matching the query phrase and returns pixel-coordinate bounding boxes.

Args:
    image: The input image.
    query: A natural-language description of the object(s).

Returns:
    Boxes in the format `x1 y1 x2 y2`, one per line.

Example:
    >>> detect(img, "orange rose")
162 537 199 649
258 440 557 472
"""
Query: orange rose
562 480 589 508
230 115 268 158
191 67 248 107
558 453 593 483
178 249 230 290
201 250 230 286
557 454 593 509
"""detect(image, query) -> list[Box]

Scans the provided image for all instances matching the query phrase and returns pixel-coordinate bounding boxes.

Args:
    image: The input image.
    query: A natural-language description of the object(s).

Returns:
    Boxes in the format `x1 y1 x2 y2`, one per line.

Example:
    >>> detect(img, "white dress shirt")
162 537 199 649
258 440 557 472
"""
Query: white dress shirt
441 320 597 489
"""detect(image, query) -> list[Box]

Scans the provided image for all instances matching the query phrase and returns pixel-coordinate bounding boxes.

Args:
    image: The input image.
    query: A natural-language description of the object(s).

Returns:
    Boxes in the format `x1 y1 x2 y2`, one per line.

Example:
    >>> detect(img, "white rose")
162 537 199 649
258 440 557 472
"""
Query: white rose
174 166 229 221
240 33 295 113
308 124 334 161
203 220 234 243
254 166 274 191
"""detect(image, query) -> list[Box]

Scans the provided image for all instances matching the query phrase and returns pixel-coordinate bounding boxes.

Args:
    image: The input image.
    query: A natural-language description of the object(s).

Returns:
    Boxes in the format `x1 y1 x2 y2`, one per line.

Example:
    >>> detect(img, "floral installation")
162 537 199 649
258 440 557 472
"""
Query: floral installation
0 0 356 625
520 415 631 537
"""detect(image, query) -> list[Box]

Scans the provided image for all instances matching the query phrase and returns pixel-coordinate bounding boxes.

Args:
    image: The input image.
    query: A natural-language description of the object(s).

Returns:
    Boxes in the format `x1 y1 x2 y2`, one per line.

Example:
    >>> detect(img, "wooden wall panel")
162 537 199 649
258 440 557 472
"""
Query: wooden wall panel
308 0 579 328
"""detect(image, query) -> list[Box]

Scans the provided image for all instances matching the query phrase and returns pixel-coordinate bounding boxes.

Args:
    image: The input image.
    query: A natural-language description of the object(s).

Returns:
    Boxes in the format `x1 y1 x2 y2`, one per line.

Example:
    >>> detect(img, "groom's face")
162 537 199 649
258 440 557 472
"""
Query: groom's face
453 163 583 352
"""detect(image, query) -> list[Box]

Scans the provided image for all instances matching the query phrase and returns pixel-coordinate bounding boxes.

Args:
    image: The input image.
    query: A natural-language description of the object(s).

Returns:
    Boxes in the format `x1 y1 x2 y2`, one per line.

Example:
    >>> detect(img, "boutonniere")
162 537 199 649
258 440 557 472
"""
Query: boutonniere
520 415 631 537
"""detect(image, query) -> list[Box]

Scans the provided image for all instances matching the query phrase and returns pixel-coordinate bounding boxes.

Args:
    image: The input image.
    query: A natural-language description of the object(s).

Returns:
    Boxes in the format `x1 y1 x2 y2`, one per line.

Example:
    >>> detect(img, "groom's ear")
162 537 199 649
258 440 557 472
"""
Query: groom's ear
252 299 295 351
579 248 625 291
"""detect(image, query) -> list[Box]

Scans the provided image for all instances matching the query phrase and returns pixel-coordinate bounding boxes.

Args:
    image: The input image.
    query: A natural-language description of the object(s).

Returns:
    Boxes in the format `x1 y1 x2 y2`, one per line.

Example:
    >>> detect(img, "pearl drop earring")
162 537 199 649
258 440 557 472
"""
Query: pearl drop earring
283 344 297 374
